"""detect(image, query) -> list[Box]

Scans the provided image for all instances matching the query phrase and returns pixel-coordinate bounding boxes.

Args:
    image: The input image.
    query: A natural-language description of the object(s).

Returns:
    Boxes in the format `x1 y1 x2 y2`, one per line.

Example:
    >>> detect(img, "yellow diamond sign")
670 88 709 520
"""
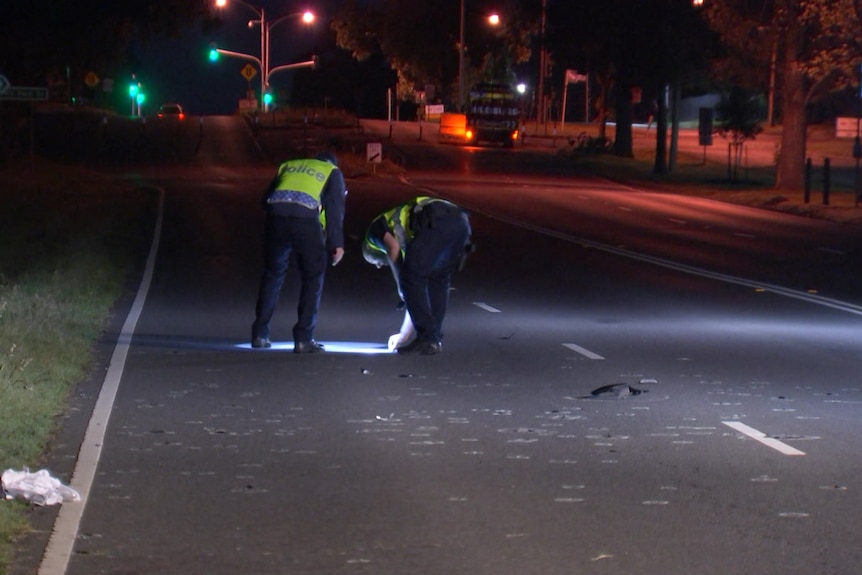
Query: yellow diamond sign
241 64 257 81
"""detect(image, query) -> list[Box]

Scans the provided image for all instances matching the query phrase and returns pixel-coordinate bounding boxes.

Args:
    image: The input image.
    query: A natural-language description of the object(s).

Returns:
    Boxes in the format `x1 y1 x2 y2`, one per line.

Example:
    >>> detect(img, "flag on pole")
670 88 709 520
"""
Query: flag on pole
565 69 588 84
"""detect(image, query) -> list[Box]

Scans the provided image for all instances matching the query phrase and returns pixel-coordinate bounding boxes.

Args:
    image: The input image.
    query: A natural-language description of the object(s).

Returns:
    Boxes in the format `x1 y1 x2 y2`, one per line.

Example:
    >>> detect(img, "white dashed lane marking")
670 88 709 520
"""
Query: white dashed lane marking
563 343 605 360
473 302 501 313
722 421 806 456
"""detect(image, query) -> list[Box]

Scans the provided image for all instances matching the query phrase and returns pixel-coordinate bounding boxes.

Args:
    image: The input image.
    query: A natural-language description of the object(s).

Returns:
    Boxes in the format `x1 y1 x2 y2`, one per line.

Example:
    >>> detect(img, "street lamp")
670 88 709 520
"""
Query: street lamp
457 2 501 111
214 0 315 110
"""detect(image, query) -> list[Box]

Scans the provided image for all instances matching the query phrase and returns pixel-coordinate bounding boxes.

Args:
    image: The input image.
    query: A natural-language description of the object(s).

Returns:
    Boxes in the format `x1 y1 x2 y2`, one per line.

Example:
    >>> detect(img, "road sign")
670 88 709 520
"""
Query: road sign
366 142 382 163
84 71 100 88
241 64 257 81
0 74 9 94
835 116 860 139
0 85 49 101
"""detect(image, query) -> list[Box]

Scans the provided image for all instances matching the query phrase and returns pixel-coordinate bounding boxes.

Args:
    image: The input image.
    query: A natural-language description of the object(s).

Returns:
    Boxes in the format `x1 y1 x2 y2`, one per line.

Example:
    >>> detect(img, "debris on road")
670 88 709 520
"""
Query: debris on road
2 468 80 506
587 383 649 399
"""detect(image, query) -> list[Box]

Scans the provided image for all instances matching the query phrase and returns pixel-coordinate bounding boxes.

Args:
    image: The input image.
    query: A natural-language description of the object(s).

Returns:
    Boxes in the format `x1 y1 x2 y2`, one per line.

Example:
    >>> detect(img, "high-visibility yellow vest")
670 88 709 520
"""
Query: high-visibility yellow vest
365 196 452 258
267 158 336 226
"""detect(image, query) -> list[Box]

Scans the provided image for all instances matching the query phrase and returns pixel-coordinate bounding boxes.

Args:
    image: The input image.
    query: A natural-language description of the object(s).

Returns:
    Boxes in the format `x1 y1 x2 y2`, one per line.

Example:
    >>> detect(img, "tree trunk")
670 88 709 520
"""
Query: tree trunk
614 82 634 157
668 81 681 172
653 87 668 175
776 65 808 192
775 4 807 192
597 76 610 139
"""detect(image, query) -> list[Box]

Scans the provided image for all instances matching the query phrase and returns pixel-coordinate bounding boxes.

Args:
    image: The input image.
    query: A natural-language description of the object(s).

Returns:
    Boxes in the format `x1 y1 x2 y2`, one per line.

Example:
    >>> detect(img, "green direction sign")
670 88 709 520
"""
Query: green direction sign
0 86 49 101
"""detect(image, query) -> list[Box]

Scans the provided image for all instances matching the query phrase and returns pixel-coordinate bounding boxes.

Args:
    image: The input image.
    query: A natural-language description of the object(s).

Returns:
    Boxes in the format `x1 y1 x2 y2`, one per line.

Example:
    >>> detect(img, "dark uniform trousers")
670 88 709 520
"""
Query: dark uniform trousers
400 203 471 344
252 214 327 343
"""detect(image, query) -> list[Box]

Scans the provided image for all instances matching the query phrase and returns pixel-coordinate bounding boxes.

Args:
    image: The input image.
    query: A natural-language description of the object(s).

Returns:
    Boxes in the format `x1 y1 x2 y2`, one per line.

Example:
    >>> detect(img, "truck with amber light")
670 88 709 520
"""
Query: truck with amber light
466 82 521 146
439 82 521 147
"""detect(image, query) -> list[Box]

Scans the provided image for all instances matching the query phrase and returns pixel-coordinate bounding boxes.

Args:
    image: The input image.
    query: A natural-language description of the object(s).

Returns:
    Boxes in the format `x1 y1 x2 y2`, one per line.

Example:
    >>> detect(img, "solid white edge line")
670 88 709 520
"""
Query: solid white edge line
38 188 165 575
473 302 501 313
563 343 605 360
722 421 806 456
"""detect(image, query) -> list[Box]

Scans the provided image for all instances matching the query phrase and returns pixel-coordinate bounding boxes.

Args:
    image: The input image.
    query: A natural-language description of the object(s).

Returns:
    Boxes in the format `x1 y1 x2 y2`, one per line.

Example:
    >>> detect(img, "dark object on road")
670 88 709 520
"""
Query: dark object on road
589 383 647 398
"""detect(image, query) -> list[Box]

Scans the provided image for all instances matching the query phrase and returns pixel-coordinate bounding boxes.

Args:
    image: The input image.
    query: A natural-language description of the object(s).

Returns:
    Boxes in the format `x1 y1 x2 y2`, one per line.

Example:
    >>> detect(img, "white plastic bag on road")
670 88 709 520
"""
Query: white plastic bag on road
388 310 416 351
2 468 80 506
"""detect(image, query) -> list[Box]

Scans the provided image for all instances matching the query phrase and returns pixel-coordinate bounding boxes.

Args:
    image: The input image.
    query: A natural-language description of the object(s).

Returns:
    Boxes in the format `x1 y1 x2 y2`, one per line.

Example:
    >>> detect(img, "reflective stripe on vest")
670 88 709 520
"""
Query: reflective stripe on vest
267 159 336 211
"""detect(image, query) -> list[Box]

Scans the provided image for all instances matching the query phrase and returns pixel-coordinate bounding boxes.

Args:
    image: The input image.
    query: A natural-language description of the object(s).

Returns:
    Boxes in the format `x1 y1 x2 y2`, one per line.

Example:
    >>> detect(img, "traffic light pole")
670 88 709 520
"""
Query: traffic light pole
213 2 318 111
213 48 264 104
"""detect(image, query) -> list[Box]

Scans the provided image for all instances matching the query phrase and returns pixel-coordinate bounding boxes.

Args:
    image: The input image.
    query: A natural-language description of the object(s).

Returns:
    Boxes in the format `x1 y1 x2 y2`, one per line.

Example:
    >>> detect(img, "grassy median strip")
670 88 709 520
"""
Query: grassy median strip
0 161 155 572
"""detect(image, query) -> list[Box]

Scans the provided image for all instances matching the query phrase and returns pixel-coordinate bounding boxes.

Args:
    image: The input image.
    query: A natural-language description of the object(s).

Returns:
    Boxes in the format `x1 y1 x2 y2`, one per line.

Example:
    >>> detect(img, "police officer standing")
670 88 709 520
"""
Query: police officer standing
363 196 471 355
252 151 346 353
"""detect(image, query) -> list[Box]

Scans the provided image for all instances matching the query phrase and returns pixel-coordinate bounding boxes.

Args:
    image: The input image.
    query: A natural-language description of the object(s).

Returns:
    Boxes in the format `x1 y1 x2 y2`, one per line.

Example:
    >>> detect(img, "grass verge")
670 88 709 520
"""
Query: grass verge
0 160 155 573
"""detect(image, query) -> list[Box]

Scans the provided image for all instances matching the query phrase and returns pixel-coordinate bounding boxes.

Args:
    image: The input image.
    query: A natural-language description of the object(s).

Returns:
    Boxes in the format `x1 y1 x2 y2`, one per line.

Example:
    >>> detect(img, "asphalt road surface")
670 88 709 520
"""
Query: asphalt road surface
13 116 862 575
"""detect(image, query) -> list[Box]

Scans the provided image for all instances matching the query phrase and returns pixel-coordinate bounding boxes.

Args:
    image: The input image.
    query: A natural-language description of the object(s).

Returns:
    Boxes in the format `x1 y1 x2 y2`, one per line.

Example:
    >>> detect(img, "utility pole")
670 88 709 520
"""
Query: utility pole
458 0 466 111
537 0 547 124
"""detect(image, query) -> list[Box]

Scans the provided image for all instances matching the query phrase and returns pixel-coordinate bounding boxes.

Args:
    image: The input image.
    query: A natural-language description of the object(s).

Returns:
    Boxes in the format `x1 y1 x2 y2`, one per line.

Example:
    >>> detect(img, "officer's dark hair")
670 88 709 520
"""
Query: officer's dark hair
362 240 388 267
362 217 390 266
315 151 339 166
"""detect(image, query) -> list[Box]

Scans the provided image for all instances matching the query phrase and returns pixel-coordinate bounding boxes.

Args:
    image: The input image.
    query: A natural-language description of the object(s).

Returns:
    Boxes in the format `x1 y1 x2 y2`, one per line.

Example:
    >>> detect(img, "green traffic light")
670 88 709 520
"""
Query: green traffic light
136 93 146 105
129 84 138 97
263 92 273 105
209 48 220 62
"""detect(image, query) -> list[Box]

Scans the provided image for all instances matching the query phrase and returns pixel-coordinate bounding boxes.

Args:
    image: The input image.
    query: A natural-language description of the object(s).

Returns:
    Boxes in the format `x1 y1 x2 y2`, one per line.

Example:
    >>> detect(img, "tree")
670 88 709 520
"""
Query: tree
703 0 862 192
332 0 455 102
332 0 532 107
547 0 713 164
776 0 862 191
715 86 765 181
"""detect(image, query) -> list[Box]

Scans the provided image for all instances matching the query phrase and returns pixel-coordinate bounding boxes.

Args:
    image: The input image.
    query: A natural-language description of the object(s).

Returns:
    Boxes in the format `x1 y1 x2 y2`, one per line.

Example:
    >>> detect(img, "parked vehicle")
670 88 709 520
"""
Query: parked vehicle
157 103 185 120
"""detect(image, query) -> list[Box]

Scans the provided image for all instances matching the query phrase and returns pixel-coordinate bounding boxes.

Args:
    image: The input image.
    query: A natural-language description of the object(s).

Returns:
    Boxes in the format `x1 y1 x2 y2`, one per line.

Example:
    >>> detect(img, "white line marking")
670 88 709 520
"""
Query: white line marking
818 247 846 255
722 421 806 456
668 218 687 225
39 188 165 575
490 218 862 316
563 343 605 360
473 302 501 313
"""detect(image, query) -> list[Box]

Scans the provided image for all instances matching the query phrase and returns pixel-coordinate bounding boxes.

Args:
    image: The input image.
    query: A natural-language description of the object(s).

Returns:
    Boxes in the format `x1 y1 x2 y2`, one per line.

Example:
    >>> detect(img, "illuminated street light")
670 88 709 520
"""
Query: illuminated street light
213 0 315 110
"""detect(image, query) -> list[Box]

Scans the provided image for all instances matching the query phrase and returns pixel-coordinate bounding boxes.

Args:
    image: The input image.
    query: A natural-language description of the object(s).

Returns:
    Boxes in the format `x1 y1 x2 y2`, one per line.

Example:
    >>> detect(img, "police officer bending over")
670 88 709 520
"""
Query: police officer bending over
363 196 472 355
252 151 346 353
